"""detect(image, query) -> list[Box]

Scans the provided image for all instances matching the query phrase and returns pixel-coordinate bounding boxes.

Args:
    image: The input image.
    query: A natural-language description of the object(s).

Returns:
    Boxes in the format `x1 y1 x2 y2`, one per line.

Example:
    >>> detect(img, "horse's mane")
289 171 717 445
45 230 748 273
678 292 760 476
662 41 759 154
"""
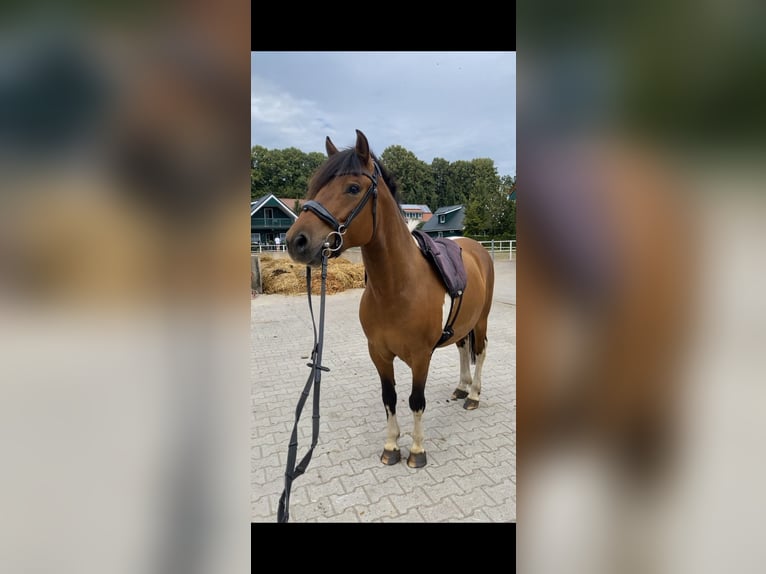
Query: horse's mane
307 148 399 201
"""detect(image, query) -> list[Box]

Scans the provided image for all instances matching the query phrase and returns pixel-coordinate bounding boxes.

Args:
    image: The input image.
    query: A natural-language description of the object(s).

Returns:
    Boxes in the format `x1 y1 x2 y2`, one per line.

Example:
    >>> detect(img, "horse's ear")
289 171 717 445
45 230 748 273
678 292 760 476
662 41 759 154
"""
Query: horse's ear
354 129 370 165
325 136 339 156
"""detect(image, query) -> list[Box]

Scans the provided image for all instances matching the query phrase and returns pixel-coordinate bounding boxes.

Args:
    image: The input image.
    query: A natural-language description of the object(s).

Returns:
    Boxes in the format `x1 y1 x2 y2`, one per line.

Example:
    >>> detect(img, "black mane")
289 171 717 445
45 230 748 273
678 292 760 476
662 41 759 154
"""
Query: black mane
307 148 399 200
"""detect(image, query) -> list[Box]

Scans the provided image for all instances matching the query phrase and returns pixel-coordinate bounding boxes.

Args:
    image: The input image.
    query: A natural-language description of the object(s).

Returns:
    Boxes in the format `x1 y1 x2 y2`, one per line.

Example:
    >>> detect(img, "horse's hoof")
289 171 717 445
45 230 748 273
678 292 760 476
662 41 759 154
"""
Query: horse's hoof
380 448 401 465
463 398 480 410
407 451 427 468
451 389 469 400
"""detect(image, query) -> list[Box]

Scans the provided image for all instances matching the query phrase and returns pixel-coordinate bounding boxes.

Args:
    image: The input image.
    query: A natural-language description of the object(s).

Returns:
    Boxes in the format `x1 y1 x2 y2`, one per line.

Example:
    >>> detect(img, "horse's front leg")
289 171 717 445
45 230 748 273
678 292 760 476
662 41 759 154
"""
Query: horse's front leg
370 345 400 465
407 356 431 468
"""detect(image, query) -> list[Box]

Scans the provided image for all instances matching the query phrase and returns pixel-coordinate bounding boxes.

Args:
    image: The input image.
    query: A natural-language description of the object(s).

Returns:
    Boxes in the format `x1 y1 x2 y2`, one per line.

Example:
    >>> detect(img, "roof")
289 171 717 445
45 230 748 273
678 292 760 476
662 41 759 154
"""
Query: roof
399 204 432 213
250 194 299 220
420 204 465 233
278 197 309 211
432 205 463 216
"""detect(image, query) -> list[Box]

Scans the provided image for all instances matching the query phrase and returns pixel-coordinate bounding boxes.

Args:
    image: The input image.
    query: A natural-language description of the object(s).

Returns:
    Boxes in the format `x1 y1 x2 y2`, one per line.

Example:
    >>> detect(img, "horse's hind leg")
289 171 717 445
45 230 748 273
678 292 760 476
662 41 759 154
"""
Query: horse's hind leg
451 336 472 400
464 323 488 411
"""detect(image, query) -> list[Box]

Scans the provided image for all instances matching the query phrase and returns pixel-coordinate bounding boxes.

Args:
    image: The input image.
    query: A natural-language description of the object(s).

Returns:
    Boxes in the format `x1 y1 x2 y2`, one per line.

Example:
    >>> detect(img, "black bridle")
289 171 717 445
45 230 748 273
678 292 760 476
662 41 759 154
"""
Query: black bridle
300 161 380 254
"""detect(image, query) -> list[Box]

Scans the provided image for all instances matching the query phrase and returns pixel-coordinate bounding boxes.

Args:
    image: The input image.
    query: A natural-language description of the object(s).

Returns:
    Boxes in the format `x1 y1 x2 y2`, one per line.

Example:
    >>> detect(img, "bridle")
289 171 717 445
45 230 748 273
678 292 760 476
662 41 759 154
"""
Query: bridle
300 161 380 255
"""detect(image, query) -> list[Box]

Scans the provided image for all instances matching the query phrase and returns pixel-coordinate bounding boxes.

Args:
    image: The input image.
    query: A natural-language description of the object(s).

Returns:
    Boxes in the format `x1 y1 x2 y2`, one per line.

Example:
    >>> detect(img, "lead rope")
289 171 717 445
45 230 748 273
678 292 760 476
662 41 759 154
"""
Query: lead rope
277 239 336 523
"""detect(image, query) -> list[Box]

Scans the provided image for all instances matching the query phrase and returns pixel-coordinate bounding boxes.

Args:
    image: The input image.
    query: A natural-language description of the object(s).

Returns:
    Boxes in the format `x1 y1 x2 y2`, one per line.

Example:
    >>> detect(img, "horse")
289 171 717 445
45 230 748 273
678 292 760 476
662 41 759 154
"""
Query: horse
286 129 495 468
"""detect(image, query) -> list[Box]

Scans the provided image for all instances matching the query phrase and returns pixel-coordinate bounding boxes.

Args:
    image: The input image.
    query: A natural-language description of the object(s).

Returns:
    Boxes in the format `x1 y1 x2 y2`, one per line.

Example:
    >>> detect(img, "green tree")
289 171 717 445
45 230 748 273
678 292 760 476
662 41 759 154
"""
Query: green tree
380 145 434 205
251 146 327 200
430 157 450 209
445 160 475 206
462 160 514 239
471 158 500 196
251 145 274 199
464 195 490 237
500 174 516 195
503 196 516 238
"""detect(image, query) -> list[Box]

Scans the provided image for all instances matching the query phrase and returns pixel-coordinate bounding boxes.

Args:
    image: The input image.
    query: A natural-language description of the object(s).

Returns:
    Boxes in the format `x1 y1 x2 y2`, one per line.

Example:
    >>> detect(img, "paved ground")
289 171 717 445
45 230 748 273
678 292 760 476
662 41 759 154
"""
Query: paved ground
251 260 515 522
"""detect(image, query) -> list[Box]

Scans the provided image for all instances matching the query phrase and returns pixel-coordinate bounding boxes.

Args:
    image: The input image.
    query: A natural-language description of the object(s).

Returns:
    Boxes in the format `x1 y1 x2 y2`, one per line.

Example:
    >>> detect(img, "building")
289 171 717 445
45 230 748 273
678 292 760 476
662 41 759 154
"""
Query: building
419 205 466 238
400 204 433 222
251 194 298 245
278 198 309 213
399 204 433 231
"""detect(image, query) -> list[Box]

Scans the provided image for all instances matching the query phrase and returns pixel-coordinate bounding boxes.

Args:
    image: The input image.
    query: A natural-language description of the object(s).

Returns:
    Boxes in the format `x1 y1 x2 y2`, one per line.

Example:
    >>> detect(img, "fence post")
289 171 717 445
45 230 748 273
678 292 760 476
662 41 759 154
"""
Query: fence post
490 239 495 261
251 254 262 294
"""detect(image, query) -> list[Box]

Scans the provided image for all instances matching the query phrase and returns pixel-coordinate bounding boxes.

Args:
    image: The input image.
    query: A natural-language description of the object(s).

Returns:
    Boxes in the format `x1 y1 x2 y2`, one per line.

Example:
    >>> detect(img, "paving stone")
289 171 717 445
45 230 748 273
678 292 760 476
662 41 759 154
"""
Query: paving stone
252 260 516 522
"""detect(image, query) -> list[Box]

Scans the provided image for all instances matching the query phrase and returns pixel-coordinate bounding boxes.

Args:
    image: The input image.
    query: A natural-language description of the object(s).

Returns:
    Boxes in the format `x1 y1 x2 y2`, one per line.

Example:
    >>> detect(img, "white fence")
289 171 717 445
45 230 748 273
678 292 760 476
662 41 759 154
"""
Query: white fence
253 240 515 259
478 239 516 260
251 244 288 253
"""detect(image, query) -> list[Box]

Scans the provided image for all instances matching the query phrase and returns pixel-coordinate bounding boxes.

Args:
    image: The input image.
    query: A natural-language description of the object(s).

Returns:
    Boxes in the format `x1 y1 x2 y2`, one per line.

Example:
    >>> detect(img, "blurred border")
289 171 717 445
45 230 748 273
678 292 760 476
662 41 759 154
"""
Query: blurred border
0 2 251 573
519 3 766 573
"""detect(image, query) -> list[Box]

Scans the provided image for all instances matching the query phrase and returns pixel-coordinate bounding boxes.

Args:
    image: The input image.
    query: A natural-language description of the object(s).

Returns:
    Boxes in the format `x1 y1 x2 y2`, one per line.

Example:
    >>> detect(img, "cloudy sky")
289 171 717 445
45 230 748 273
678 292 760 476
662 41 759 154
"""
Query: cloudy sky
251 52 516 177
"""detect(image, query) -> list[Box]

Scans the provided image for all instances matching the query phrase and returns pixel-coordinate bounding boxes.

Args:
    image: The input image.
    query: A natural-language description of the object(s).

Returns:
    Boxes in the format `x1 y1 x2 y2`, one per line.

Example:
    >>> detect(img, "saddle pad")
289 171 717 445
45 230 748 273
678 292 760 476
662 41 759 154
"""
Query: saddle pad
411 230 467 298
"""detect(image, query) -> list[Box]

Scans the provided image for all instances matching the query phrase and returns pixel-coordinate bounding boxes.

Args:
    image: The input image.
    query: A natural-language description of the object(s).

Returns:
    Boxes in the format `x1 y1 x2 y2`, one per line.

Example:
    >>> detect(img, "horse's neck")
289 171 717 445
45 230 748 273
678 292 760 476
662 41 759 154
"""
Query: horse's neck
361 196 422 298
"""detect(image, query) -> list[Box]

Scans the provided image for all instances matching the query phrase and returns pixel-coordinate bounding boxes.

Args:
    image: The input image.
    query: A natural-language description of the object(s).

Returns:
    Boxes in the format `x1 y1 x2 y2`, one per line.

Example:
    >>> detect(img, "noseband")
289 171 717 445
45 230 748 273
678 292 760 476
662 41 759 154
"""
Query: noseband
300 161 380 254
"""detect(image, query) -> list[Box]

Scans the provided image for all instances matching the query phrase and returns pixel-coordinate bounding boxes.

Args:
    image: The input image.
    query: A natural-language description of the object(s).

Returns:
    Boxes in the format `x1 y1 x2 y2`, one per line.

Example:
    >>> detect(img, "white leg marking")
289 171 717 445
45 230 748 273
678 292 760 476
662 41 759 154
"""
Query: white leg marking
384 405 400 451
468 342 487 402
457 342 472 392
442 293 451 330
410 409 425 454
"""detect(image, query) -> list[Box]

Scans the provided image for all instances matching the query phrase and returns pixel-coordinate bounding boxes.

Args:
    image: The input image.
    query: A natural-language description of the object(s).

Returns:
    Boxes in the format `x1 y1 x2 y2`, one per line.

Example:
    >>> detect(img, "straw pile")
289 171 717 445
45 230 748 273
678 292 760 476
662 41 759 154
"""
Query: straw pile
259 255 365 295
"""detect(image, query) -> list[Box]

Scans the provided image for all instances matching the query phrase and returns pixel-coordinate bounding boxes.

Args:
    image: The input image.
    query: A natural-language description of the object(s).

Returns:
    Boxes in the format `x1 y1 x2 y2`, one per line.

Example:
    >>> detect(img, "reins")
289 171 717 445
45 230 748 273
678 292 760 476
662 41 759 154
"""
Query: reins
276 238 337 523
275 160 381 522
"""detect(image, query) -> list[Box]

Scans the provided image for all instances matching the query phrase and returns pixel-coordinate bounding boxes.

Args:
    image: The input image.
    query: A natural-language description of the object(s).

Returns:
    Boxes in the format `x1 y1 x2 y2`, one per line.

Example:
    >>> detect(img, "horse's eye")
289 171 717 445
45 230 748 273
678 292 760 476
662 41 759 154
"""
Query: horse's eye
348 184 361 195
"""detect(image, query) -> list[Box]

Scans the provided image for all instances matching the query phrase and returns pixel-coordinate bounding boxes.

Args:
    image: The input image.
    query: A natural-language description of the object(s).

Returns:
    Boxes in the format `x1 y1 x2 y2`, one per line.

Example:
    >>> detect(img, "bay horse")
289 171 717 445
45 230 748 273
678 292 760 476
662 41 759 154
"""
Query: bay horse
286 130 495 468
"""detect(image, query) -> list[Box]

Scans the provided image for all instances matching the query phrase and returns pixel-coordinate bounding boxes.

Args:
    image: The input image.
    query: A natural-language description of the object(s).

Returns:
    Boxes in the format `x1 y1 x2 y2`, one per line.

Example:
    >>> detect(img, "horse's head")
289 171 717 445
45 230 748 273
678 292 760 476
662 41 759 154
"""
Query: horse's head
287 129 384 266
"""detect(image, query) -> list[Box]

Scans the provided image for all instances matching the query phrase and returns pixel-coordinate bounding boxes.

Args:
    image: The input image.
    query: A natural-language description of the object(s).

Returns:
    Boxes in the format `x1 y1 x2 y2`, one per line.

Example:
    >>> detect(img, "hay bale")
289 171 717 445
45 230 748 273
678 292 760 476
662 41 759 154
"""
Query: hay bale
259 255 365 295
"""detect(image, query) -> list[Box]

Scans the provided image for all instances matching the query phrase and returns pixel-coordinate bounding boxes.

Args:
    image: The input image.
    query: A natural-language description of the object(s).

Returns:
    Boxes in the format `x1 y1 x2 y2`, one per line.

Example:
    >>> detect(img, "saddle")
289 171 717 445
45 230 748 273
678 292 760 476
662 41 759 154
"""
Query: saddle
411 230 467 348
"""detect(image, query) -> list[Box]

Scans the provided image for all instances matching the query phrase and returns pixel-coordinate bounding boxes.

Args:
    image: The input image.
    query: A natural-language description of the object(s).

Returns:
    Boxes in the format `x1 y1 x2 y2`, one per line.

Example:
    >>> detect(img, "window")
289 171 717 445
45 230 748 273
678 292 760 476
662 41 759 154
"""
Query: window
439 214 446 224
264 208 274 219
251 233 261 244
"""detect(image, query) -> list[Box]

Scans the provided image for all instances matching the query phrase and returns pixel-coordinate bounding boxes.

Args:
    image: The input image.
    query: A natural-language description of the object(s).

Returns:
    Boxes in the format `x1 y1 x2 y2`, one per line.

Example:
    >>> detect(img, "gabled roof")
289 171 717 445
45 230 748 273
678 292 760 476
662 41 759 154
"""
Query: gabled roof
250 194 299 220
399 204 432 213
420 204 465 232
432 204 463 216
278 197 308 211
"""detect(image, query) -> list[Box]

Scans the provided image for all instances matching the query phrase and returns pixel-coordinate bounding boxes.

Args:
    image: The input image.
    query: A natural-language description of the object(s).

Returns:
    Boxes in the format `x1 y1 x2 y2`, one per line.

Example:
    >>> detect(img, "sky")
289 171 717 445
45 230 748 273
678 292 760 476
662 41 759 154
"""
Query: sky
251 52 516 178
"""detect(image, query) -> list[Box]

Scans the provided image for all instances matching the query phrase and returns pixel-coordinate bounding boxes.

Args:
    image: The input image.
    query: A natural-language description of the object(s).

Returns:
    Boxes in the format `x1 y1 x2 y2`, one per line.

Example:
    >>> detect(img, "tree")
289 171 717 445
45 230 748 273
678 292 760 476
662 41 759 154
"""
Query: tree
251 146 327 200
464 195 490 237
251 145 273 199
445 160 475 206
462 161 514 239
431 157 450 208
380 145 434 206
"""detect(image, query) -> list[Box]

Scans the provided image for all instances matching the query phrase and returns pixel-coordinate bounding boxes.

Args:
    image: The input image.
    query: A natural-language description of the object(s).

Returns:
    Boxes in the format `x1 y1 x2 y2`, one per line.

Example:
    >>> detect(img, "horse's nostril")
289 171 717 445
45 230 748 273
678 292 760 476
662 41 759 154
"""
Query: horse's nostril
293 233 308 252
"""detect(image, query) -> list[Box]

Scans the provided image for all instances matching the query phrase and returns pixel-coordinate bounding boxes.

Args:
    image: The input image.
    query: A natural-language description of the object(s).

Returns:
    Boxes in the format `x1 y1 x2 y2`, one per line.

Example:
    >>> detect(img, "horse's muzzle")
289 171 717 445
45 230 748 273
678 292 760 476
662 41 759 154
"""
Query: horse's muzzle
286 232 323 266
